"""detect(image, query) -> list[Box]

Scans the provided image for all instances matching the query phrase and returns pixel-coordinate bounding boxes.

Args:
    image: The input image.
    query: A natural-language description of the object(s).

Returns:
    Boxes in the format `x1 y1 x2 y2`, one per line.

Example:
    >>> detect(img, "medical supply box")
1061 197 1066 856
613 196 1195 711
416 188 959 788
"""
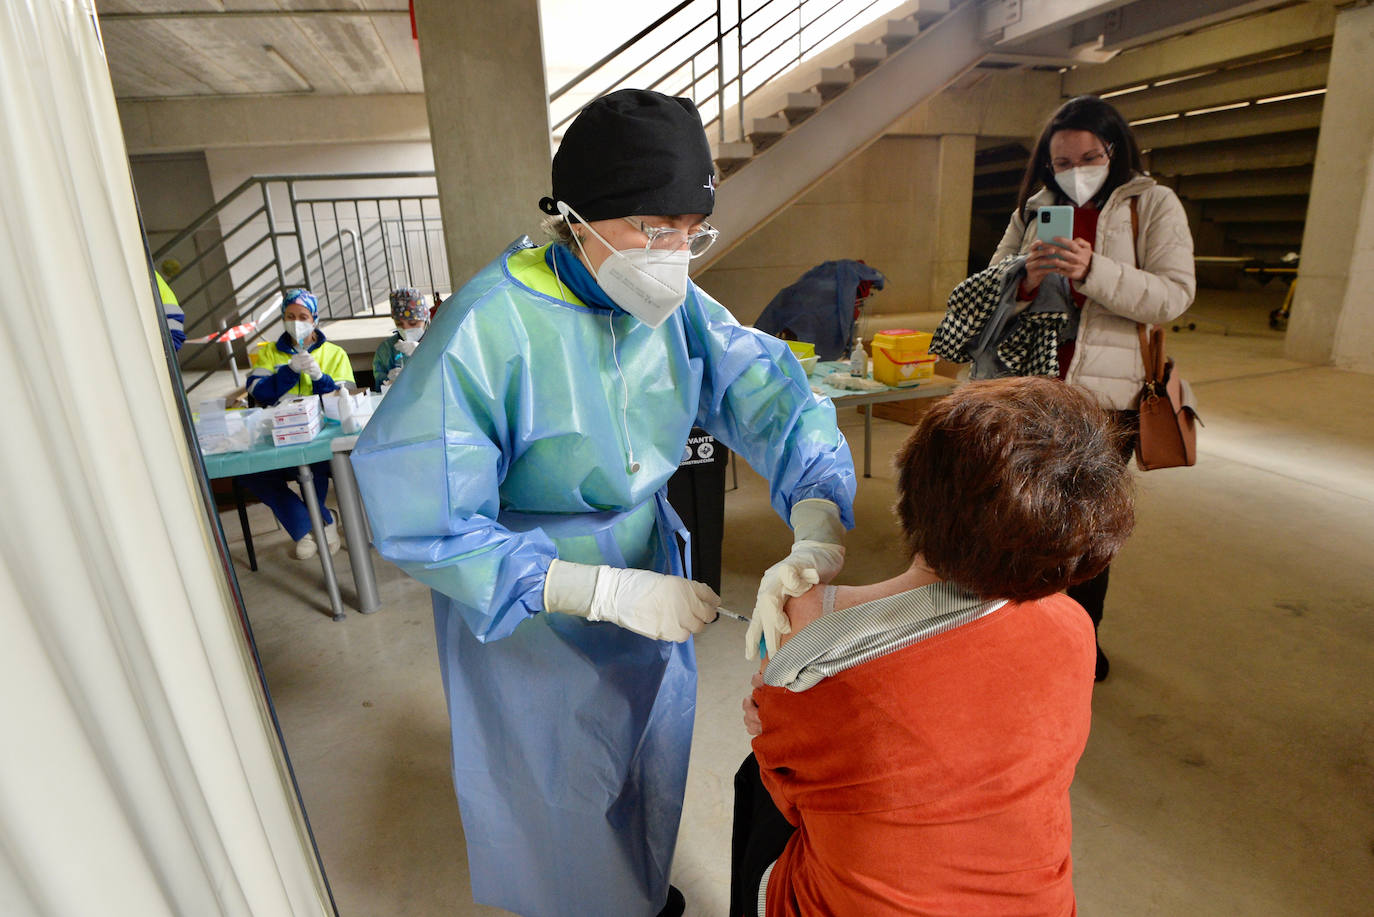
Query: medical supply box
269 395 321 429
322 390 373 422
871 329 935 387
272 414 323 446
270 395 324 446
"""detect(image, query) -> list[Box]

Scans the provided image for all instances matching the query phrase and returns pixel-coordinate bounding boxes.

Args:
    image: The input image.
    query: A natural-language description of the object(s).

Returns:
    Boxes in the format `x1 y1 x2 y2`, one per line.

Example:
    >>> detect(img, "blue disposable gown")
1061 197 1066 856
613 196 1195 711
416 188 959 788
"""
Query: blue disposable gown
351 238 856 916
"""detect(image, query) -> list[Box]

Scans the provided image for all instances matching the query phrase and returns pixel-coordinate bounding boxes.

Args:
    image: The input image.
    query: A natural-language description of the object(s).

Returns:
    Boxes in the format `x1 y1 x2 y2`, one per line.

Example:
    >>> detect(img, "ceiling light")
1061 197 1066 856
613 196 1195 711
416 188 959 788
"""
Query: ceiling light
1151 70 1215 87
1184 101 1250 117
1256 88 1327 105
1101 83 1149 99
1128 113 1181 126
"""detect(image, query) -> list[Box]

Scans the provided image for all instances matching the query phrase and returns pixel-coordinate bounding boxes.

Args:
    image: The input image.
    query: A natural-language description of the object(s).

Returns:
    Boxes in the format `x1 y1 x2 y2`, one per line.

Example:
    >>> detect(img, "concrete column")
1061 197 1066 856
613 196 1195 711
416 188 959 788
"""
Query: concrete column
929 135 975 309
412 0 551 291
1285 3 1374 372
1332 152 1374 372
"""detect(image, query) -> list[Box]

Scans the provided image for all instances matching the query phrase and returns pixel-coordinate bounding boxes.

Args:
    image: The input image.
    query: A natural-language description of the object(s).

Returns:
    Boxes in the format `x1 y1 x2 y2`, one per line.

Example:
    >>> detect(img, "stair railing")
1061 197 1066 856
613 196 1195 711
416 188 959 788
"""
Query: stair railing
548 0 904 144
156 4 909 393
152 172 445 393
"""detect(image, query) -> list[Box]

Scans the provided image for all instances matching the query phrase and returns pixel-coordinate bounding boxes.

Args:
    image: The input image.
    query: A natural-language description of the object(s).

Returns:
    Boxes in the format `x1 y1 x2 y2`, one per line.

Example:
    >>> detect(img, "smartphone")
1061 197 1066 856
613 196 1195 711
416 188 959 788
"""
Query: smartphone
1035 205 1074 255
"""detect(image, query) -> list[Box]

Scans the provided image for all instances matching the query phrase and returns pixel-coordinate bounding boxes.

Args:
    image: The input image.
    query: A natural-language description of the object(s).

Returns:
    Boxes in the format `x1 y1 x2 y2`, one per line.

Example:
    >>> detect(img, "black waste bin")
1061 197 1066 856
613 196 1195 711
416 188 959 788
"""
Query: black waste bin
666 427 729 593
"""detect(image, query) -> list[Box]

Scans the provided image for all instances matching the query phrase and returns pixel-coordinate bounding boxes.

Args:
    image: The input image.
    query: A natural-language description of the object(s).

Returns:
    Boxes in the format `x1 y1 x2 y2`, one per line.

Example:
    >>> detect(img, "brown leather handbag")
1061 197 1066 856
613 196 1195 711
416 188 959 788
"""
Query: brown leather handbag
1134 323 1199 470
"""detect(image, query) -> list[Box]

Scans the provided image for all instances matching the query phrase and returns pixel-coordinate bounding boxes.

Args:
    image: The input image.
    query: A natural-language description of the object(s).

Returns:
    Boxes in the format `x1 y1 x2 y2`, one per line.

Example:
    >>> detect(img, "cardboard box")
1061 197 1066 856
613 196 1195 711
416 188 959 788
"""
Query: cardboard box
322 390 375 422
270 395 321 429
857 363 962 425
272 413 323 446
860 396 948 426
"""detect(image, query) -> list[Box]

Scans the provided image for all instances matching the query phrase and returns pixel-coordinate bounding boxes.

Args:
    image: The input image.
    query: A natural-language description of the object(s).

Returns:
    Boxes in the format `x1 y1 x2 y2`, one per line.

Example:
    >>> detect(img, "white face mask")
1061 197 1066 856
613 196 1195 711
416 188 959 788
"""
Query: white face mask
1055 164 1109 206
285 319 313 347
400 326 425 343
559 202 692 328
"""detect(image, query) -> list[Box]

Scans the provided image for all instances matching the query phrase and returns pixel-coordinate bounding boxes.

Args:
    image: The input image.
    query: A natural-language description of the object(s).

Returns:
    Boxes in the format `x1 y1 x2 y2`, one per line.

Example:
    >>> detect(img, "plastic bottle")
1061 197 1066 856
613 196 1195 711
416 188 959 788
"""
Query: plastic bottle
849 337 866 377
337 388 359 434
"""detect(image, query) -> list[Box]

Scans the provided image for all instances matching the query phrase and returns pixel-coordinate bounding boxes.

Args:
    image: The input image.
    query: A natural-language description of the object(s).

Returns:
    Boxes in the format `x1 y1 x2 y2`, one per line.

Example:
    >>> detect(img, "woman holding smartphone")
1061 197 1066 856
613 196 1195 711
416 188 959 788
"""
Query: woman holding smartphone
990 94 1195 680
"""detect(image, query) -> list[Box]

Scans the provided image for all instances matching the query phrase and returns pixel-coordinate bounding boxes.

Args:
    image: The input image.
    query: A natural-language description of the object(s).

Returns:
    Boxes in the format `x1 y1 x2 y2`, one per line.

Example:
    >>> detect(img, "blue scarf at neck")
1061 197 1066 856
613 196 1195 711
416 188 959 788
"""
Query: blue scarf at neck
545 241 619 312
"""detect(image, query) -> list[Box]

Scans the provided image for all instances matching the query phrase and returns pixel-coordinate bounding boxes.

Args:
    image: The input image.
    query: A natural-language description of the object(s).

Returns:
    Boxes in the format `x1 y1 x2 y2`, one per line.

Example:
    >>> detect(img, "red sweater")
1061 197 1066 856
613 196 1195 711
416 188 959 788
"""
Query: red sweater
752 594 1094 917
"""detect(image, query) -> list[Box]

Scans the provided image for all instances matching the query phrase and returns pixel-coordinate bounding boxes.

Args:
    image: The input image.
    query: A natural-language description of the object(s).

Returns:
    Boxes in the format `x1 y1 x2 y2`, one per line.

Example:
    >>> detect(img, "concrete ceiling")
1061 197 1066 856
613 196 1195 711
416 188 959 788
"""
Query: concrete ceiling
100 0 1343 263
95 1 421 98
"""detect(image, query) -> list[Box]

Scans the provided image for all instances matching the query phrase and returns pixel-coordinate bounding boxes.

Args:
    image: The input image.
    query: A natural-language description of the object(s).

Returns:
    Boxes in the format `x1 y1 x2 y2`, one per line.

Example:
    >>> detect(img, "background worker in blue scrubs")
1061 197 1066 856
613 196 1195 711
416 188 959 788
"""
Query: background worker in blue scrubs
351 88 856 917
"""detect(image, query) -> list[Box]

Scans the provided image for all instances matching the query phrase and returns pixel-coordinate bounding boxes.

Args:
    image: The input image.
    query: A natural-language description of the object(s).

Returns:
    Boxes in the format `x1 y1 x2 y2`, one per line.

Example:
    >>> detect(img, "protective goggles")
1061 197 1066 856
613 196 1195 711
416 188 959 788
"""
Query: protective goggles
621 217 719 259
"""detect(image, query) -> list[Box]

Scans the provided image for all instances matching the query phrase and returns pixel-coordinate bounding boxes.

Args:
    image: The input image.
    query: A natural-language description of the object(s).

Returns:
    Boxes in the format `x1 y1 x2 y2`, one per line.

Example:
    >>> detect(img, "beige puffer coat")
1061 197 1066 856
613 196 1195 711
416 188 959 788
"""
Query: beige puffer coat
990 174 1195 409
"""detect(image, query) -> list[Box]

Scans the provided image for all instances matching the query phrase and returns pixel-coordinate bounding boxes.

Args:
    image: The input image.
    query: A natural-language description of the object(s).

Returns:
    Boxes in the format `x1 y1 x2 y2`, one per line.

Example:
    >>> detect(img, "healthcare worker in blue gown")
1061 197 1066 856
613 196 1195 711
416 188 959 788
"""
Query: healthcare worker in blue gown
351 89 856 917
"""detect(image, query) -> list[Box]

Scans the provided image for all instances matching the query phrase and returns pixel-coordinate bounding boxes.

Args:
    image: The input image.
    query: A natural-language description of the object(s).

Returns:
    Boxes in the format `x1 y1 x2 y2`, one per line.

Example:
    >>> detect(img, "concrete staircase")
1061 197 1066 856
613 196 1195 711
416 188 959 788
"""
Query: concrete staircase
699 0 991 271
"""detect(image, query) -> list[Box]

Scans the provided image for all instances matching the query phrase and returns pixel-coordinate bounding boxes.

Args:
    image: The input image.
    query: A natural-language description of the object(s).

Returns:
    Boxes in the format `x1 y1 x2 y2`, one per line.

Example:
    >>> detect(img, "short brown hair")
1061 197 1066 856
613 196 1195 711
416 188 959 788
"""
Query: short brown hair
542 214 575 245
894 377 1135 601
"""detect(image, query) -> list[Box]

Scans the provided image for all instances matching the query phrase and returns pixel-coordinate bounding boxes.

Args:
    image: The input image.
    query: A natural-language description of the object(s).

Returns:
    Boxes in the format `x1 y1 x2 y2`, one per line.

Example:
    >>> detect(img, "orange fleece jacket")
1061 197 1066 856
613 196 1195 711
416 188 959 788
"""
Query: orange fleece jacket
753 594 1094 917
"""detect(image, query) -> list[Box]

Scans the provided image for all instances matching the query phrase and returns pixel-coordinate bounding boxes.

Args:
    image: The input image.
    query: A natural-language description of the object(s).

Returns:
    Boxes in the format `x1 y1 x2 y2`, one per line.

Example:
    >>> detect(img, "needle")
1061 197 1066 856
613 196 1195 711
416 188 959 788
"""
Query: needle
716 607 750 623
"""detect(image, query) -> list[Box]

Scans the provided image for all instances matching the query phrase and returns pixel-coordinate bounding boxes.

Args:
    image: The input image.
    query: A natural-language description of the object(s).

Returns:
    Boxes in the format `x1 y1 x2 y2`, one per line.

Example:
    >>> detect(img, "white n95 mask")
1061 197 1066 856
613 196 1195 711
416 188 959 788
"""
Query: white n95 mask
1055 164 1109 206
285 320 313 347
560 202 692 328
400 326 425 343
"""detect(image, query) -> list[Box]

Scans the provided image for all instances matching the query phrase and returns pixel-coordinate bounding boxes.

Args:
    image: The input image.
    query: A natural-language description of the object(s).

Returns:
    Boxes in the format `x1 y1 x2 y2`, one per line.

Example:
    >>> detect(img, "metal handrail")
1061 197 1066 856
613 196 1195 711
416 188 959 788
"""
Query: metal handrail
161 4 921 391
155 172 447 392
553 10 721 133
547 0 911 144
549 0 699 104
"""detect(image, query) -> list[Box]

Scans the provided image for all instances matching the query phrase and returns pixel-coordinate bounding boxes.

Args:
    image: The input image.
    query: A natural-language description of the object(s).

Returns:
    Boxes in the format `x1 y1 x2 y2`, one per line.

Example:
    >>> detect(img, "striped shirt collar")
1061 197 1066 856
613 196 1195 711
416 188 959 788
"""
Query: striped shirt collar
763 581 1006 692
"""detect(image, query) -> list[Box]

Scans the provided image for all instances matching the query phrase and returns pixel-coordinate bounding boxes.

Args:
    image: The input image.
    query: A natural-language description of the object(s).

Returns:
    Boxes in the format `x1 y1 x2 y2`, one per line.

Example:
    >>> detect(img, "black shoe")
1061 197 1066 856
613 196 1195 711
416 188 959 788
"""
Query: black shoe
656 885 685 917
1094 645 1110 682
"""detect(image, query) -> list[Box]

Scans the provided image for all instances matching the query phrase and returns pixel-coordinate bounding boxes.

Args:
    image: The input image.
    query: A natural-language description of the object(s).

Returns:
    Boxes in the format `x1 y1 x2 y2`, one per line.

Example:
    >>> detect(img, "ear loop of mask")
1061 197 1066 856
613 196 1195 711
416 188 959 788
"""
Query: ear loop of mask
555 203 640 475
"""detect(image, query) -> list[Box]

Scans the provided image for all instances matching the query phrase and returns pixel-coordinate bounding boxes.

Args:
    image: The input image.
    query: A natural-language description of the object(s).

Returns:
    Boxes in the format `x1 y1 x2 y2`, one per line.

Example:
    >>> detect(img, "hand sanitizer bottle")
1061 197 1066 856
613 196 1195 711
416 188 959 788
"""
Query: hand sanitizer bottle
849 337 866 377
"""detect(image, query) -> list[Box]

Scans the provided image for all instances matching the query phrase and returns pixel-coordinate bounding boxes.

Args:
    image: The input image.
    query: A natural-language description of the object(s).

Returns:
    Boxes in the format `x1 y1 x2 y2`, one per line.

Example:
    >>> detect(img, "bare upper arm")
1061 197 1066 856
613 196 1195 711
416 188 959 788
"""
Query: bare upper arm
777 585 826 651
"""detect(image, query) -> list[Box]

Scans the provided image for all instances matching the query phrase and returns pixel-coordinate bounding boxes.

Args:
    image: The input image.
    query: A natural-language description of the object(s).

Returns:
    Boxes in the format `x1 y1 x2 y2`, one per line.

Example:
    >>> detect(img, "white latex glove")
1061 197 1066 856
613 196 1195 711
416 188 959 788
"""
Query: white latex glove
304 356 323 380
288 352 313 375
746 498 846 660
544 559 720 643
395 339 419 357
386 366 402 383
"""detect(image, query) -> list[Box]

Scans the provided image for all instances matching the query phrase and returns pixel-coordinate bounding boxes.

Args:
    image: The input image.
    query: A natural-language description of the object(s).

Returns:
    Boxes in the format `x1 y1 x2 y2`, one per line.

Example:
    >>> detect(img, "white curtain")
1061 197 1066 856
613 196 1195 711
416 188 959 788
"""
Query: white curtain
0 3 333 915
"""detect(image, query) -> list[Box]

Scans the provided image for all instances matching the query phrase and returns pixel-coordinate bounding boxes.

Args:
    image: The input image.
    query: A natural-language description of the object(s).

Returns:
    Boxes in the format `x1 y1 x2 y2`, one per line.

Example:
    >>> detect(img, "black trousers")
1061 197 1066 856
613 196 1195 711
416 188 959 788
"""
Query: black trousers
729 753 796 917
1067 408 1138 633
1067 565 1110 629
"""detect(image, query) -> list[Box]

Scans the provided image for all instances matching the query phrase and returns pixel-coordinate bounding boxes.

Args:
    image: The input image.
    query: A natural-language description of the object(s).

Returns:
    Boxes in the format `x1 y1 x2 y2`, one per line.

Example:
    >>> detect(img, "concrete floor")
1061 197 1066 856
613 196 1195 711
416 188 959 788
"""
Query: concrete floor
225 287 1374 916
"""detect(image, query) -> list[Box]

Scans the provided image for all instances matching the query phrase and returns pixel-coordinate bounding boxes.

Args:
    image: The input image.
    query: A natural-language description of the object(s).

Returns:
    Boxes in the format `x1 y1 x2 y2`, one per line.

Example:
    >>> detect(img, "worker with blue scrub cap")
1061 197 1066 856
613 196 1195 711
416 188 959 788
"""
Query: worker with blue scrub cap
350 88 856 917
242 287 355 559
371 287 429 390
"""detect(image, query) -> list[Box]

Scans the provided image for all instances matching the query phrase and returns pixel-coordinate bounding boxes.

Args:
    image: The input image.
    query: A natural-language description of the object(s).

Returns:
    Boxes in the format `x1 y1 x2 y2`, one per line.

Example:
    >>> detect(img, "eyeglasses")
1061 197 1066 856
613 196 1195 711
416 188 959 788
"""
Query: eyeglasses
1051 145 1113 172
622 217 720 259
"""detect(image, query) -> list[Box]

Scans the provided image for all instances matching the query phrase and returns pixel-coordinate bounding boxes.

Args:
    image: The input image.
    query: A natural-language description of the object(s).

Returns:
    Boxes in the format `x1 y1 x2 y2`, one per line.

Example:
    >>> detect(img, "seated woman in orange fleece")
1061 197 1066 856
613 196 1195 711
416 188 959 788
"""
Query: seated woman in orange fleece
731 376 1136 917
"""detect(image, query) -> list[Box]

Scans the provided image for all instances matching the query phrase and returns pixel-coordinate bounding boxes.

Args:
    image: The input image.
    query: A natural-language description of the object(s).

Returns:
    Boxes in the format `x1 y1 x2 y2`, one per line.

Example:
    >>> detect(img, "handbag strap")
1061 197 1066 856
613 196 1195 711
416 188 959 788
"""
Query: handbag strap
1129 196 1139 268
1128 196 1160 382
1137 323 1166 384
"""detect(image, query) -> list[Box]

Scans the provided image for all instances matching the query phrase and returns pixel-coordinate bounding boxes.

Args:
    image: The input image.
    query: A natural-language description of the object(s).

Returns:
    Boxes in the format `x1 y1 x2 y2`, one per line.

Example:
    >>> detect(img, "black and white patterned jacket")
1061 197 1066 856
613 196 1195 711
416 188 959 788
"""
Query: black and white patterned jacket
931 254 1074 379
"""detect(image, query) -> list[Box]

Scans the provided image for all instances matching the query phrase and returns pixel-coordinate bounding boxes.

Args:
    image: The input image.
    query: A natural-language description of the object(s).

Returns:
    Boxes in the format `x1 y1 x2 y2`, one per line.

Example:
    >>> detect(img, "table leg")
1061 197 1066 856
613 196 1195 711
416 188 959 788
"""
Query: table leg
230 476 257 572
297 463 346 622
864 407 873 478
330 451 381 614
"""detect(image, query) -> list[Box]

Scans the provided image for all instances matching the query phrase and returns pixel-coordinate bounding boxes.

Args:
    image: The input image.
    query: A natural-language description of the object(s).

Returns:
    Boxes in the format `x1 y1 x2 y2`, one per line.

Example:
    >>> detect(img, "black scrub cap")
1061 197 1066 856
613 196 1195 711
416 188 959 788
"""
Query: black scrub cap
538 89 717 223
